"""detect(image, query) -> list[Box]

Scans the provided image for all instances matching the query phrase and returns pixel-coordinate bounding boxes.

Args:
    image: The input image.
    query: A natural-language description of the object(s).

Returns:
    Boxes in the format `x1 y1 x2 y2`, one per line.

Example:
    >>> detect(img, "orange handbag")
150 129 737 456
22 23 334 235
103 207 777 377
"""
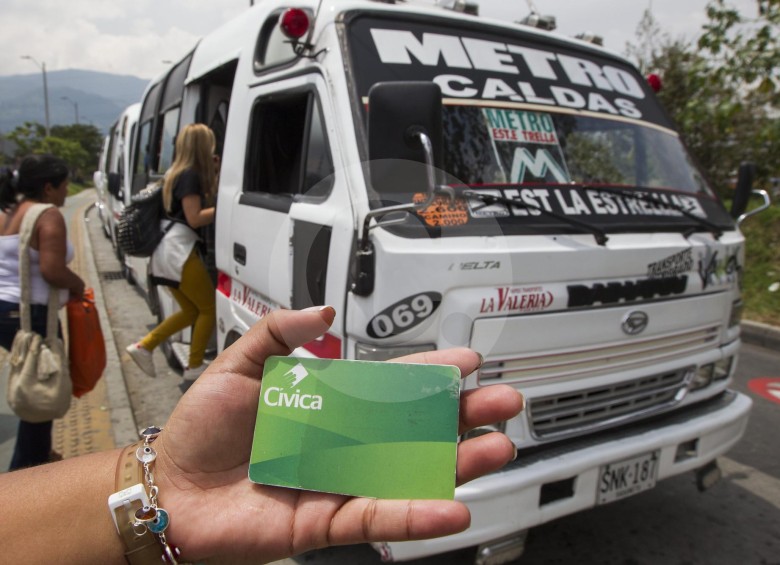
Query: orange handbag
67 288 107 398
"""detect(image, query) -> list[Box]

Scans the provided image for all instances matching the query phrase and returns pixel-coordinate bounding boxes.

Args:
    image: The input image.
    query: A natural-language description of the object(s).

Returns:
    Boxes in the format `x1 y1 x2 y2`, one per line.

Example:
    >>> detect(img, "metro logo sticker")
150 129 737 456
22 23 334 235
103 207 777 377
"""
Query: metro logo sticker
249 357 461 499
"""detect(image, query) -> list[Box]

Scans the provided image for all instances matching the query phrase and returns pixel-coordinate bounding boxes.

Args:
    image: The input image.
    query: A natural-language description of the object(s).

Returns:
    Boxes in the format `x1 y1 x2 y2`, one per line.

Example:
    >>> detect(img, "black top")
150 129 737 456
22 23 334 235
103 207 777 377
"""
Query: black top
168 168 202 225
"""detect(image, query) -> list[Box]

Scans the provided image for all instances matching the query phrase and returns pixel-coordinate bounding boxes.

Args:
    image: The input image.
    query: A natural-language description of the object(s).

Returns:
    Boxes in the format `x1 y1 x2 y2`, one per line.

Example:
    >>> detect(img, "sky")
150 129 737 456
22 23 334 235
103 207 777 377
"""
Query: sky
0 0 759 81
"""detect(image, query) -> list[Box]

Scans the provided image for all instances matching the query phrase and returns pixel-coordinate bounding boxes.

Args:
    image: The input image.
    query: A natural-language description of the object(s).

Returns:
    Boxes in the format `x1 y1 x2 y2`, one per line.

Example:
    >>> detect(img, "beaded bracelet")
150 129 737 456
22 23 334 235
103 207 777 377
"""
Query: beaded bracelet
133 426 181 564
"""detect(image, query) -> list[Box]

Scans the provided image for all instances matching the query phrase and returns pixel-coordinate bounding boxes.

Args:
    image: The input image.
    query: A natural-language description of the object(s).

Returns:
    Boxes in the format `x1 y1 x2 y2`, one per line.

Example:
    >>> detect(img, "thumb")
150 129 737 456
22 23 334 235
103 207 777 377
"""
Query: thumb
209 306 335 377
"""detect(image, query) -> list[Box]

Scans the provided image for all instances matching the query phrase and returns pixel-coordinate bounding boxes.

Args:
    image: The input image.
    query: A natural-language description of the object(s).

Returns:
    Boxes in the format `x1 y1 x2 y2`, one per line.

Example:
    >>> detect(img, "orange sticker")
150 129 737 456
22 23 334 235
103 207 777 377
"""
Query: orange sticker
413 193 469 227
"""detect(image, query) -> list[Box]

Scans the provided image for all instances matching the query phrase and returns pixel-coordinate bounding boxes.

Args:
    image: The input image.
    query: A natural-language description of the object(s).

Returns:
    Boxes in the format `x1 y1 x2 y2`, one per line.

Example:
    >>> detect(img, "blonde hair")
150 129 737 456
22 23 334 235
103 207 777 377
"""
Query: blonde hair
162 123 217 212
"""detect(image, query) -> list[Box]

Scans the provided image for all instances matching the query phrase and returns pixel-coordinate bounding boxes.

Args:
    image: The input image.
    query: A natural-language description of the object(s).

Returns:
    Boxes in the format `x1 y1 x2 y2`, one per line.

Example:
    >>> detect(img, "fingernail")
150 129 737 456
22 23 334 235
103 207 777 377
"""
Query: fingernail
302 305 332 312
517 390 526 412
511 443 518 461
475 351 485 370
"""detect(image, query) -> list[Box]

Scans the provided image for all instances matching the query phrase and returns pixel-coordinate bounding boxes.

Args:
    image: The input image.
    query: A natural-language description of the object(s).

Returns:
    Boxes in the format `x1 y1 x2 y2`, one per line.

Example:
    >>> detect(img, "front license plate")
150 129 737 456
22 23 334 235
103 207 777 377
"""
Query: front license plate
597 450 659 505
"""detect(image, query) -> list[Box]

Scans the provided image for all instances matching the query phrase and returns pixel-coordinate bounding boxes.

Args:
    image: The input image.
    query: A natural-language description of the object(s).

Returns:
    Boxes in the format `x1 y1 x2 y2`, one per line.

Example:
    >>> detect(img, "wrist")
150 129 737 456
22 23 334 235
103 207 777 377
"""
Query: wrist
110 428 182 564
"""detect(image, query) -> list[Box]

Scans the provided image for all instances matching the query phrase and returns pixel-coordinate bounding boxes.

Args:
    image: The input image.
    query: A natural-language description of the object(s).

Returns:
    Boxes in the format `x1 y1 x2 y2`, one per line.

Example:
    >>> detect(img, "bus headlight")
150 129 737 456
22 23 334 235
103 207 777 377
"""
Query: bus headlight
729 299 743 328
713 356 733 380
691 364 714 390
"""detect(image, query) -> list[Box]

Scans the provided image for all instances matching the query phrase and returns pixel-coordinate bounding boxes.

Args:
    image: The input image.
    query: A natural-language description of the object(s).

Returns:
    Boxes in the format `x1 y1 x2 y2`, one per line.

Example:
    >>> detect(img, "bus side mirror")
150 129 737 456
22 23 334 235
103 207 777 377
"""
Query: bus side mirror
368 81 443 196
352 82 443 298
730 162 755 219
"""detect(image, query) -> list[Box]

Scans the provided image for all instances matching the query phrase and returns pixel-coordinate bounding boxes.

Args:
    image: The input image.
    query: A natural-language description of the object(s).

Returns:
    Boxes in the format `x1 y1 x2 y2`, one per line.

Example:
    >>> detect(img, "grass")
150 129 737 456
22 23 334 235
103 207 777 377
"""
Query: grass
68 181 89 196
740 202 780 326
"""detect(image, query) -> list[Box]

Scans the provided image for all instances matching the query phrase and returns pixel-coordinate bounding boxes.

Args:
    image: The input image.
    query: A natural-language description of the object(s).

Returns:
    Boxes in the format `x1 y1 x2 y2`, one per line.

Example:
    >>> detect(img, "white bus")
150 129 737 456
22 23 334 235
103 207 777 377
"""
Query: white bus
128 1 769 561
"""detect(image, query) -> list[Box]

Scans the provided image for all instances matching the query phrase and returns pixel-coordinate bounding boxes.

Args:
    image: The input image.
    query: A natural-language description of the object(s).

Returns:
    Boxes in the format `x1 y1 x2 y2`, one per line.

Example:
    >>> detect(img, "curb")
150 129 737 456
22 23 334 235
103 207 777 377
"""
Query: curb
81 200 139 447
741 320 780 351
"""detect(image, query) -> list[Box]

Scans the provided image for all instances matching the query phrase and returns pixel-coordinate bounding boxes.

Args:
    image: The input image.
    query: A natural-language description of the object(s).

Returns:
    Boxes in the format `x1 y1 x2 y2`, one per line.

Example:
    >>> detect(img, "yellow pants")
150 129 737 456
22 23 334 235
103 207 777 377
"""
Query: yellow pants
140 251 215 368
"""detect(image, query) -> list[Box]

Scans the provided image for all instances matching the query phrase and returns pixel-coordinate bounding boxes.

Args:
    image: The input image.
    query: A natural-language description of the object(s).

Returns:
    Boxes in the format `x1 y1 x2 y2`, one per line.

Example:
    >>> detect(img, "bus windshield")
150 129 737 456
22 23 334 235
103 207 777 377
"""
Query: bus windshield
345 12 732 235
444 105 711 196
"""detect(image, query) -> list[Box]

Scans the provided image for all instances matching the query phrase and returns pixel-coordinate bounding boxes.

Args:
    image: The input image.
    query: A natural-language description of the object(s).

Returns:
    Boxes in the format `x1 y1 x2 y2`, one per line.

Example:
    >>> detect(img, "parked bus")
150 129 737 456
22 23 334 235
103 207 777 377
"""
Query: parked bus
127 1 769 561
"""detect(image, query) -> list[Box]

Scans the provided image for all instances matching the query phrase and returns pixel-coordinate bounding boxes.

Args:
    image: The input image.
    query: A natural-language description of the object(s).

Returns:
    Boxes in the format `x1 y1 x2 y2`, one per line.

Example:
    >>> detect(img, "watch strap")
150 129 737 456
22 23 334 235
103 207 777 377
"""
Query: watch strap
112 442 167 564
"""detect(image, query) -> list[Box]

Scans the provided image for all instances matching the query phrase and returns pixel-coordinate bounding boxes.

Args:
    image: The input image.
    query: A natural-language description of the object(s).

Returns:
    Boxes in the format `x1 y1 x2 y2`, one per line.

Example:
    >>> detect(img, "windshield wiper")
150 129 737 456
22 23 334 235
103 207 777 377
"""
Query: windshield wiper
585 185 723 240
462 189 609 246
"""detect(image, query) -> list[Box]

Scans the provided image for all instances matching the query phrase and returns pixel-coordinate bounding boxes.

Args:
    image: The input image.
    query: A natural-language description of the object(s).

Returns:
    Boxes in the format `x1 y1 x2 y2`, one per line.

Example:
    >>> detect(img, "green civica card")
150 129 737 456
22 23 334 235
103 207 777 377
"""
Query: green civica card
249 356 461 499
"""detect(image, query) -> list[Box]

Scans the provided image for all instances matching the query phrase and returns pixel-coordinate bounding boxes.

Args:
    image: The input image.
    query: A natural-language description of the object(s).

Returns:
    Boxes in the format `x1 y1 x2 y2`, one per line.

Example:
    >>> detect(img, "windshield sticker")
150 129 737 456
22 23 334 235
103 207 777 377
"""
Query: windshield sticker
647 249 694 279
349 17 668 126
465 186 707 220
486 108 559 145
413 193 470 227
698 246 742 291
483 108 571 186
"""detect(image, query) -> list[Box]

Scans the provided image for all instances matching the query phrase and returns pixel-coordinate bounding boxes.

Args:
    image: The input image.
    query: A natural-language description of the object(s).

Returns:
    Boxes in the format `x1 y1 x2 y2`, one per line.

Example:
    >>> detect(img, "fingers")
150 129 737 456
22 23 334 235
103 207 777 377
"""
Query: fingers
391 347 482 379
327 498 471 546
391 355 523 485
324 435 516 547
456 432 516 486
208 306 335 377
456 385 522 485
392 349 524 436
459 385 524 434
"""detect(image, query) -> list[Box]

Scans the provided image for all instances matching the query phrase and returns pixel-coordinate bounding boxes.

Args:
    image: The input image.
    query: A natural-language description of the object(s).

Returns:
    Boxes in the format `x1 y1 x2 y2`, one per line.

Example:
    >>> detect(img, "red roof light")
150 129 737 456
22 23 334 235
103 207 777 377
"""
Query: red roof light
280 8 309 40
646 73 663 93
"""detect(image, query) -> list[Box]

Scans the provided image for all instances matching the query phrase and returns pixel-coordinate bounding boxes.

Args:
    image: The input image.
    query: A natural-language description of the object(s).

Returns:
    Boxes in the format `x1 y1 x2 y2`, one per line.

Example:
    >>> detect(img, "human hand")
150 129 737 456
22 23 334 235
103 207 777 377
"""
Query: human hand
154 307 523 564
69 276 86 301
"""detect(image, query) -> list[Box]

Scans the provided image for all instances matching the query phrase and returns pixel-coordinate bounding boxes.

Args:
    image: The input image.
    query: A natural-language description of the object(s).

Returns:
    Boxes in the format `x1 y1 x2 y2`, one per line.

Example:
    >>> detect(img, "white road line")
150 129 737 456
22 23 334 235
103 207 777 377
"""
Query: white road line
720 456 780 509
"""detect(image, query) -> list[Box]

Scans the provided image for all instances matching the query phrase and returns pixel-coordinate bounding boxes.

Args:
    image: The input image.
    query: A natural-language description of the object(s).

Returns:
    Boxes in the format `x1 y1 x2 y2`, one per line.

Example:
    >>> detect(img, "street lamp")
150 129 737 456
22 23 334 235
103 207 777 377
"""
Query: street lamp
61 96 79 125
20 55 51 137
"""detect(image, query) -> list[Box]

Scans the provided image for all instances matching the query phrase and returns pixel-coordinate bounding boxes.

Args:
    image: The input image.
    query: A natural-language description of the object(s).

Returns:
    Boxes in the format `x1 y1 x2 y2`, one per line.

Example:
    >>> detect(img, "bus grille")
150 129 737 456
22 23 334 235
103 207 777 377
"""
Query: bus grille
527 368 691 439
478 325 718 383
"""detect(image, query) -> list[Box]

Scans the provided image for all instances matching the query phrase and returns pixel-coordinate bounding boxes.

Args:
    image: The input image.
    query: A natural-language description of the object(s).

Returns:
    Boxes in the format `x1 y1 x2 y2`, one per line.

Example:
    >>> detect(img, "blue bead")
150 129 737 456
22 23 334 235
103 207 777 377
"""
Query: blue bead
149 508 170 533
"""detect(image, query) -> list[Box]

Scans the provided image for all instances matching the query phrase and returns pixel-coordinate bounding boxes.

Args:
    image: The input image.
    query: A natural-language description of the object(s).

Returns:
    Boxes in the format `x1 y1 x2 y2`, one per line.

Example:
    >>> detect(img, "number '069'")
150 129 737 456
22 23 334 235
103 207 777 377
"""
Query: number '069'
367 292 442 339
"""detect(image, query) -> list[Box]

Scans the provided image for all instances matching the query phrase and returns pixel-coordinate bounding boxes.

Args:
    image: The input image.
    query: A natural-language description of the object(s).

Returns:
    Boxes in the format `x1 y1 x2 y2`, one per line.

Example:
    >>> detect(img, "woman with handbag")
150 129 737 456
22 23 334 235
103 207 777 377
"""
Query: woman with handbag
126 124 217 380
0 155 85 470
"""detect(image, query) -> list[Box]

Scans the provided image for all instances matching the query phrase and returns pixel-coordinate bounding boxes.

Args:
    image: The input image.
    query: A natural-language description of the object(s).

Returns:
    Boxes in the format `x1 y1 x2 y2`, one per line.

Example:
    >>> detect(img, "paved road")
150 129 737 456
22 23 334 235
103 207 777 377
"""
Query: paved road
2 190 778 564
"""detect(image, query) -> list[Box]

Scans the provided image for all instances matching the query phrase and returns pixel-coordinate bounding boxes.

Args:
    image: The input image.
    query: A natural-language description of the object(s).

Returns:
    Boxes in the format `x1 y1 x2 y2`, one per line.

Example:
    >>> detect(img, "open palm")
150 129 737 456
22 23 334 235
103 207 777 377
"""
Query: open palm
151 307 522 564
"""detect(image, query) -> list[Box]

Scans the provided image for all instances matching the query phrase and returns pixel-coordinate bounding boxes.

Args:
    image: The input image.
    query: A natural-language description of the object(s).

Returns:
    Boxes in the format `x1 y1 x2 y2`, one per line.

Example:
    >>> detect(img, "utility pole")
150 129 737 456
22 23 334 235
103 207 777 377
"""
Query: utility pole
61 96 79 124
21 55 51 137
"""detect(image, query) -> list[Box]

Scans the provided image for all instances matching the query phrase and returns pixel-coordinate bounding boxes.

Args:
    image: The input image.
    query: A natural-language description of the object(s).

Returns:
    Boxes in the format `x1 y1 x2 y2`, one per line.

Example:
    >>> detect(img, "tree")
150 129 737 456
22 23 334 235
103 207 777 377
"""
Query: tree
50 123 103 180
626 1 780 197
6 122 46 158
5 121 103 182
51 124 103 164
698 0 779 103
39 137 90 181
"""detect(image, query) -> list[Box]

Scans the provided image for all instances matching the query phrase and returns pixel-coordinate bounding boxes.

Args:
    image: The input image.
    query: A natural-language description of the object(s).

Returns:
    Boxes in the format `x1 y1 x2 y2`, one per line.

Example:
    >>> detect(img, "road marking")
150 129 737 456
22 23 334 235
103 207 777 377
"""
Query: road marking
748 378 780 406
720 456 780 509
